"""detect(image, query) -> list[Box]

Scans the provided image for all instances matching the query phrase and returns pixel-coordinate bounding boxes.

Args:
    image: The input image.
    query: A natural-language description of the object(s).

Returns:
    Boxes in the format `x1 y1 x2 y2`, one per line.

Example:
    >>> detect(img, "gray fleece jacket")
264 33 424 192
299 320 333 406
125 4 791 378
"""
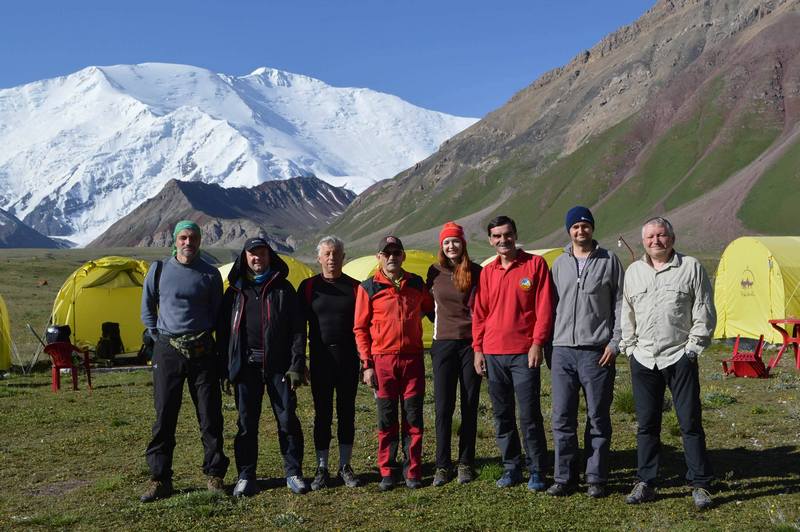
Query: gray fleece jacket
551 242 624 353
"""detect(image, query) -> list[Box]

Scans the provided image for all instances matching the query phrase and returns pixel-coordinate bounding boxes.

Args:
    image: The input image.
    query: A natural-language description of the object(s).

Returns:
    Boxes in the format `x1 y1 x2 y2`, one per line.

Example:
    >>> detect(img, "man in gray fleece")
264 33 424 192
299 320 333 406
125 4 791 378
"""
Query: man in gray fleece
547 206 623 499
139 220 229 502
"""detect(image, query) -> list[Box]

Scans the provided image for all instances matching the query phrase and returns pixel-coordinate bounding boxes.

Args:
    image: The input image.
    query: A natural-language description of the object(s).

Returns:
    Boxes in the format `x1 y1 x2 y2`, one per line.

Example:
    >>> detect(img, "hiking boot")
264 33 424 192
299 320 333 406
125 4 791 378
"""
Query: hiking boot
496 468 522 488
432 467 449 487
339 464 360 488
546 482 573 497
379 475 395 492
311 467 329 491
527 472 547 492
457 464 474 484
587 483 607 499
692 487 713 510
140 479 173 503
625 481 656 504
206 475 224 493
232 478 255 498
286 475 309 495
405 477 422 489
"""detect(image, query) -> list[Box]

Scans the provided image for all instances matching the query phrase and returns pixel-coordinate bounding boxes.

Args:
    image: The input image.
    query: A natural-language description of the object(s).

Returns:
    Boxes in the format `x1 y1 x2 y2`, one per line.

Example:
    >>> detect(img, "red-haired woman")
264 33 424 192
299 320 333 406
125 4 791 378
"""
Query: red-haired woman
426 222 482 486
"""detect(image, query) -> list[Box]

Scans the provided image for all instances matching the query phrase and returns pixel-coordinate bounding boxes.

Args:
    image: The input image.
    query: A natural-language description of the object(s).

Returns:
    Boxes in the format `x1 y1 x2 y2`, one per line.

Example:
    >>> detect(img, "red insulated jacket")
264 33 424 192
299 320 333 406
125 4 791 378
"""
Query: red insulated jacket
472 251 554 355
354 268 434 367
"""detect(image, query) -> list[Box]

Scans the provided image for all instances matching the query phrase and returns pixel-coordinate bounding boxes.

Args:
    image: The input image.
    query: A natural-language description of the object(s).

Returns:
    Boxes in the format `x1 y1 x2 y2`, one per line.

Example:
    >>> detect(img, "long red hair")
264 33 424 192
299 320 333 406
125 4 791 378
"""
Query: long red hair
438 239 473 293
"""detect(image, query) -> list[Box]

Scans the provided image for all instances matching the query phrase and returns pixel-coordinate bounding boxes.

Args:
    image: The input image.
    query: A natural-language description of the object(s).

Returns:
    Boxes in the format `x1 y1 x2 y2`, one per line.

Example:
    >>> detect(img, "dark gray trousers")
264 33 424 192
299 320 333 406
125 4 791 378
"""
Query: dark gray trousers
550 346 615 485
485 354 548 474
234 367 304 479
630 354 713 488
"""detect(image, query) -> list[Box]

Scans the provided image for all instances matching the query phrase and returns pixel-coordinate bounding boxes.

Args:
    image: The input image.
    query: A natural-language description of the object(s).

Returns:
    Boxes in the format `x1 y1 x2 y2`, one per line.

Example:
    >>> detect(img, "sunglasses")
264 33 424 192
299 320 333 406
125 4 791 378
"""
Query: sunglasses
381 249 403 257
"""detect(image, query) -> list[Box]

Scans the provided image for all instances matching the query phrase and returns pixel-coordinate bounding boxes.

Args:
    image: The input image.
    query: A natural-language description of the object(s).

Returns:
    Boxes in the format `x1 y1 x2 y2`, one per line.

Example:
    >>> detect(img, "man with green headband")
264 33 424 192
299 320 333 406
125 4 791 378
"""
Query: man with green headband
139 220 229 502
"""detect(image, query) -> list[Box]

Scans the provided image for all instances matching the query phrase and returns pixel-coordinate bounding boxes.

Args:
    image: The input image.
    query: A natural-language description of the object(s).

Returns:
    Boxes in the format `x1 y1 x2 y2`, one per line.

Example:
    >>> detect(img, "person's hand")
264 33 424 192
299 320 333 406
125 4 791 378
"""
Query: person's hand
473 351 487 376
599 345 616 367
285 370 304 391
362 367 377 389
222 379 233 395
528 344 543 368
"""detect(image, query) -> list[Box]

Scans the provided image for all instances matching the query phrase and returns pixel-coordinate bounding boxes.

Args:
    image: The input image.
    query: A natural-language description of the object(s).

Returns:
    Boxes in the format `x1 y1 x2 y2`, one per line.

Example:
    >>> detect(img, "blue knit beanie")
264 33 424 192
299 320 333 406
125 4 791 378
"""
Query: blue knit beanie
565 206 594 231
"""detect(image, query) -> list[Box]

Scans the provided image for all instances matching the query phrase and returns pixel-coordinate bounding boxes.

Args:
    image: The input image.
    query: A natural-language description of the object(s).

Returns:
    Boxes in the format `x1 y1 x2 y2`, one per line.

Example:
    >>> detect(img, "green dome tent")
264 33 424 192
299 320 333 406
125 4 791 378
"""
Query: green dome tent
0 294 12 371
714 236 800 343
343 250 438 349
50 256 150 351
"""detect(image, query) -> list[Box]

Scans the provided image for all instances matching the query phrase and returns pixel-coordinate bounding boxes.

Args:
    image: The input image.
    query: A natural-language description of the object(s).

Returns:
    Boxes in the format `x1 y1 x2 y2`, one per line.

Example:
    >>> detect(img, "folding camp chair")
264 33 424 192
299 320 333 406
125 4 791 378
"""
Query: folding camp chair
43 342 92 392
722 335 768 378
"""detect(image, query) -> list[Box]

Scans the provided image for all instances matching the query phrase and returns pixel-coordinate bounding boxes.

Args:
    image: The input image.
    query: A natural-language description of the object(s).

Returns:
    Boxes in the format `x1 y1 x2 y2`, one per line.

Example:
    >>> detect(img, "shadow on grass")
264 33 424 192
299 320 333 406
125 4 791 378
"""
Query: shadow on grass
605 444 800 504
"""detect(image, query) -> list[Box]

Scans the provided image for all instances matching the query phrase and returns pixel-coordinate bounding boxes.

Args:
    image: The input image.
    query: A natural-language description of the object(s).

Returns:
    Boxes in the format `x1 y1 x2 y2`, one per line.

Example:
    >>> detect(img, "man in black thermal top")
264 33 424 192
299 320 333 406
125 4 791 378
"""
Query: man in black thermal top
298 236 362 490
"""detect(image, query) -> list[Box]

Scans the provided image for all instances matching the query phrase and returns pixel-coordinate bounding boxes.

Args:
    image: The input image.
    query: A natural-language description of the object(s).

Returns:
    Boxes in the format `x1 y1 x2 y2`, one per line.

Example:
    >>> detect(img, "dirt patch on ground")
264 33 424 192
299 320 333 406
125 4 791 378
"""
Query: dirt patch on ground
33 479 91 496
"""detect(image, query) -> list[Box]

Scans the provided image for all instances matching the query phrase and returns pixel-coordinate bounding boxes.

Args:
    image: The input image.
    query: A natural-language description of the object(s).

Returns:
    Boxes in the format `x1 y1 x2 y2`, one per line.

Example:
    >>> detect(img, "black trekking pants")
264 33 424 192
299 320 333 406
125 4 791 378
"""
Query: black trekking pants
310 343 360 451
430 339 481 469
145 337 229 481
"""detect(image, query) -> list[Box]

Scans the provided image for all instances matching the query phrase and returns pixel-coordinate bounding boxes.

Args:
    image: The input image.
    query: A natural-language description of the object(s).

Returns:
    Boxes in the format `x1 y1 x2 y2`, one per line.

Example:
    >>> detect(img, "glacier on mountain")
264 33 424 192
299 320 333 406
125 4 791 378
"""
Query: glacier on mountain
0 63 477 244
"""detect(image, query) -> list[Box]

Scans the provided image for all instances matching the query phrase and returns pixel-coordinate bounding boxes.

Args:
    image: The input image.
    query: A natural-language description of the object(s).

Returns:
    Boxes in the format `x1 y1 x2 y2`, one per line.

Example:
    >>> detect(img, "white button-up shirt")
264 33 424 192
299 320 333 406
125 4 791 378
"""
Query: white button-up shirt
619 251 716 370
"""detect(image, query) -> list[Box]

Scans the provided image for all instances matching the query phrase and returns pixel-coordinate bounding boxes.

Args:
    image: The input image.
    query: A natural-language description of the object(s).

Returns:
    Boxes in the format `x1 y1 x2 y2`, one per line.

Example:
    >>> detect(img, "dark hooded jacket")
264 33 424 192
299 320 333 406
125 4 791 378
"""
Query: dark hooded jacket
217 245 306 382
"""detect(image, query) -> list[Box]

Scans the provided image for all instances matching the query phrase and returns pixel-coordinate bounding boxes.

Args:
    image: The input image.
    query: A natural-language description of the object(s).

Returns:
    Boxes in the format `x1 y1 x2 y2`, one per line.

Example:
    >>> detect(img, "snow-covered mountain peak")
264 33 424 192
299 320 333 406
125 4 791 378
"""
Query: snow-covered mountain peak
0 62 478 245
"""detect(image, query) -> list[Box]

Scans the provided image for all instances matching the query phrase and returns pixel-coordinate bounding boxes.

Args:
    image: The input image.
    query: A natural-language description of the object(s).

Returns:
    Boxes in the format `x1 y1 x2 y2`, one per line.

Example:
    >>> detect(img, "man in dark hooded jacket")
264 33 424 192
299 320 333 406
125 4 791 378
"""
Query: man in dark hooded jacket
217 237 309 496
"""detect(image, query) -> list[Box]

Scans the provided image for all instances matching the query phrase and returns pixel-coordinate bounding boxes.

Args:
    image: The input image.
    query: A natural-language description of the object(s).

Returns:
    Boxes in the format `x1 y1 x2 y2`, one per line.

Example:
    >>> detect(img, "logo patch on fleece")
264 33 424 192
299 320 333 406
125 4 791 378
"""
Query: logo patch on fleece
519 277 532 291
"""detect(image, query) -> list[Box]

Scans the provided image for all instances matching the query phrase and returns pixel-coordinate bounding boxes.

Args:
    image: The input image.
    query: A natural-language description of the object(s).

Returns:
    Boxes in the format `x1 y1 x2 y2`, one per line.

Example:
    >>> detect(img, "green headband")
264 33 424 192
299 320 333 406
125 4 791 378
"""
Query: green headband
173 220 201 239
172 220 201 257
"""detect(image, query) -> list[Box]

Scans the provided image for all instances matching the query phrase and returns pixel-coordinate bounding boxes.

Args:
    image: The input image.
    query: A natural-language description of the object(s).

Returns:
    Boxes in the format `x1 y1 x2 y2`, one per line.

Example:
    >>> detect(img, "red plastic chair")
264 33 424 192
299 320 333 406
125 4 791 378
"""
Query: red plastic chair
722 335 768 378
43 342 93 392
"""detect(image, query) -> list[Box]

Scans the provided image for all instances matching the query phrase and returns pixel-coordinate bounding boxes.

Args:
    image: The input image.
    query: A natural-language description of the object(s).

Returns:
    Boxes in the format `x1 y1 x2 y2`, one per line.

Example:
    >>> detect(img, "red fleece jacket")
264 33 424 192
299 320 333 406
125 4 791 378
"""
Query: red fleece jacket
472 251 554 354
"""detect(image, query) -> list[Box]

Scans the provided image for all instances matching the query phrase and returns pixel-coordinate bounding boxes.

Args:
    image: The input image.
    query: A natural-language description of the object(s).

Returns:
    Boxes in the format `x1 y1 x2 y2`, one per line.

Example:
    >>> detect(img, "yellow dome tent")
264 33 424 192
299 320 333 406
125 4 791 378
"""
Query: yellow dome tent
343 250 438 348
714 236 800 343
0 294 12 371
50 256 150 351
480 248 564 268
218 254 315 291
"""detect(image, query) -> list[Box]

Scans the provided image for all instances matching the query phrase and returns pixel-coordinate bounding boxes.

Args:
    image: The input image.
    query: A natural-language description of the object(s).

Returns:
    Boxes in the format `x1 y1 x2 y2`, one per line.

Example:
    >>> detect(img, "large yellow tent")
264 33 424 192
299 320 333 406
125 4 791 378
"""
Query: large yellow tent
714 236 800 343
0 294 11 370
343 250 437 348
50 256 150 351
480 248 564 268
218 255 315 290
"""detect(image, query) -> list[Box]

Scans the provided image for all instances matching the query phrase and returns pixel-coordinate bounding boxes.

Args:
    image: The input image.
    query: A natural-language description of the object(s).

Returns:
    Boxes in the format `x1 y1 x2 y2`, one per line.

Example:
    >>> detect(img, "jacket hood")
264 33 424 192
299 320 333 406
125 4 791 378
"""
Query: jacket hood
228 244 290 287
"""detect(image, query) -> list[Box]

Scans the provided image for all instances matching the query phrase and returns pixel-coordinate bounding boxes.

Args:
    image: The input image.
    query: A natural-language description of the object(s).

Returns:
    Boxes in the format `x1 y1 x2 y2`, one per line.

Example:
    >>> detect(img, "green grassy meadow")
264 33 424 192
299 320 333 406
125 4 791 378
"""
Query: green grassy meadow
1 248 799 530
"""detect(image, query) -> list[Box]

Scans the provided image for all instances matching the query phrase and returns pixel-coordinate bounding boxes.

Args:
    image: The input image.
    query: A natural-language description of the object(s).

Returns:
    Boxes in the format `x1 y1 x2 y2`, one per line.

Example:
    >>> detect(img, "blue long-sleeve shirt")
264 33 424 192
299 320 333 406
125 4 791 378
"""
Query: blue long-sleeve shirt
140 256 223 336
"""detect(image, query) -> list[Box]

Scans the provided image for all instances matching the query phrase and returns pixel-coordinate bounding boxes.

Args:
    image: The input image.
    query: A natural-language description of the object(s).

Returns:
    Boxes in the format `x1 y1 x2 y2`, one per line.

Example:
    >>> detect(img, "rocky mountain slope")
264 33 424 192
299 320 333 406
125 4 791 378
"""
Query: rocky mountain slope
0 63 476 245
0 209 63 248
88 176 354 251
328 0 800 254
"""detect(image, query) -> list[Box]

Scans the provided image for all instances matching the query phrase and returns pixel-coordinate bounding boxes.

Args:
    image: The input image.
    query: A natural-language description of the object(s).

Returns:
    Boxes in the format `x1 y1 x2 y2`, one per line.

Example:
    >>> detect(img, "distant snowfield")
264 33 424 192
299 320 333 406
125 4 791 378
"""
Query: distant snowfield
0 63 477 244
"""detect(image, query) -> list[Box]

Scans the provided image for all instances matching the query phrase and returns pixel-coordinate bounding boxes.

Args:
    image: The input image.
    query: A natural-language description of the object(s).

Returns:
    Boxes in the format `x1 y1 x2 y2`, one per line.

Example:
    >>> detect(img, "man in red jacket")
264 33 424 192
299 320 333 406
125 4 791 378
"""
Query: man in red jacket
473 216 554 491
354 235 433 491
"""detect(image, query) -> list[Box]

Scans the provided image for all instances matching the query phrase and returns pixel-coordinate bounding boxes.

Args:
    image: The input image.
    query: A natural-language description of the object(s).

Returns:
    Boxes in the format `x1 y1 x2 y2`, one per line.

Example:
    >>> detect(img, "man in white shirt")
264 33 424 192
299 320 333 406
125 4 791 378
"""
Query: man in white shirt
620 217 716 510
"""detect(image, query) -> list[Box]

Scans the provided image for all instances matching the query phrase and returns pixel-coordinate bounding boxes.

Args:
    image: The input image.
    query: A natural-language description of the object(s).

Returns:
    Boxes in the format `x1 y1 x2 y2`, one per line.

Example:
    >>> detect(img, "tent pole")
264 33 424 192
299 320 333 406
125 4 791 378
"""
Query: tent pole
10 340 28 375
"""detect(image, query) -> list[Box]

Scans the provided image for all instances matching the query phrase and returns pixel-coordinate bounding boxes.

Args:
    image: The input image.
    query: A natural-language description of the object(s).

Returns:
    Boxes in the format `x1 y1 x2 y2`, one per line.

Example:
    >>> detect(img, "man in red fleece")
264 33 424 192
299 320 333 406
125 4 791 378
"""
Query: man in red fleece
472 216 554 491
354 235 433 491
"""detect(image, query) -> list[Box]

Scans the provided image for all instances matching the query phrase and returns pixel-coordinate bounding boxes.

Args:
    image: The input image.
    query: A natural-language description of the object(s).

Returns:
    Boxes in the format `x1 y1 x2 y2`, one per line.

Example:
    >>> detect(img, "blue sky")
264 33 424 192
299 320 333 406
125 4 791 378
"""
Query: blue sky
1 0 651 117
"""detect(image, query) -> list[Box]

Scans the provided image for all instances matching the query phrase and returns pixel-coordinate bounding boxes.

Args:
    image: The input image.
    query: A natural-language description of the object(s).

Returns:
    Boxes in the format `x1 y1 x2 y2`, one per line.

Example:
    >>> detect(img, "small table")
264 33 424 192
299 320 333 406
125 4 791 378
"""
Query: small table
767 319 800 372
